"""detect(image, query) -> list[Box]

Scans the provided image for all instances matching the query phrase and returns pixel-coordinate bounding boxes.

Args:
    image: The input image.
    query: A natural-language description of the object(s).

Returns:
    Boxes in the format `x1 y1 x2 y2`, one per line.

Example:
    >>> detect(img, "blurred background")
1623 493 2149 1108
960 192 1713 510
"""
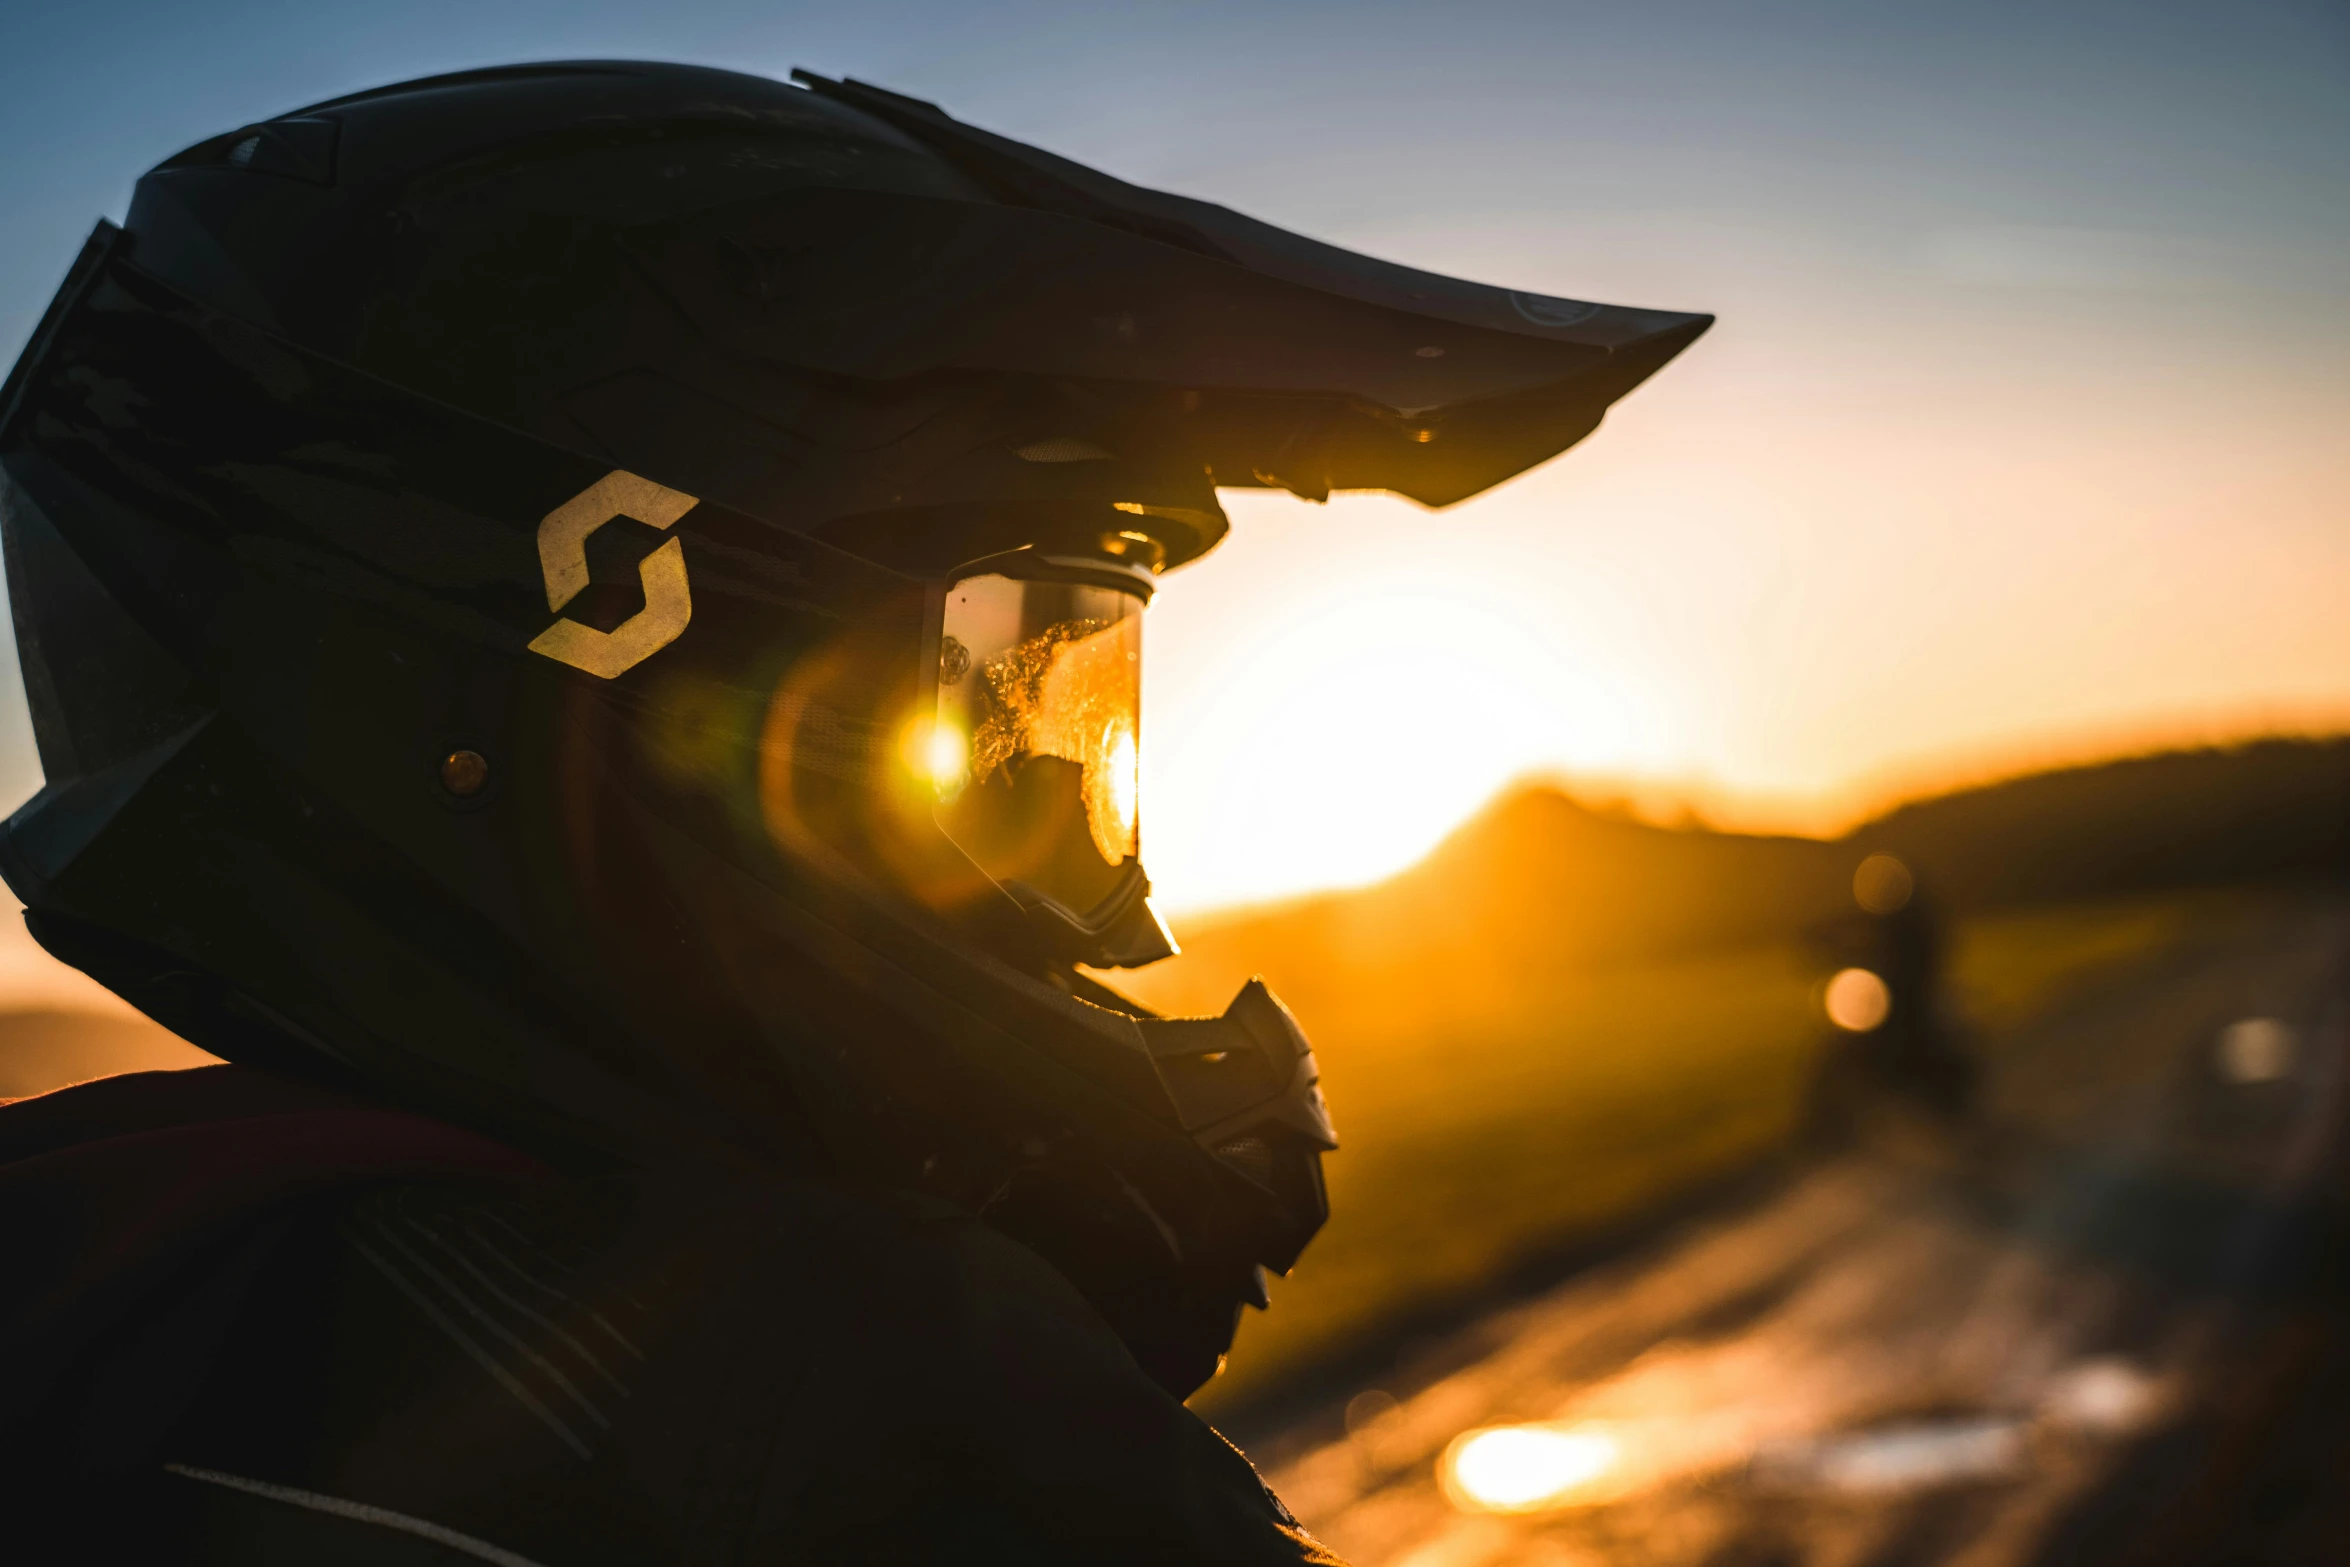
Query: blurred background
4 3 2347 1562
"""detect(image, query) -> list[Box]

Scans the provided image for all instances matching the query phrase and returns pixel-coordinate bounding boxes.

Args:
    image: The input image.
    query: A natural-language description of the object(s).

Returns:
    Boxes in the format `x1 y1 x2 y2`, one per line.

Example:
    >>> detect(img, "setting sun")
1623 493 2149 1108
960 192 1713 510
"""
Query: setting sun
1142 519 1673 912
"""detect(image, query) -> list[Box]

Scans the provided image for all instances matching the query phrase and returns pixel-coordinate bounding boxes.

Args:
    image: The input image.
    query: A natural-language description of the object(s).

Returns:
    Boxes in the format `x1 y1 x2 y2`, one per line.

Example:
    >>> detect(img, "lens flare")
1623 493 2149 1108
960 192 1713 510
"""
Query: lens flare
903 717 968 795
1441 1424 1621 1513
928 723 969 792
1825 967 1892 1032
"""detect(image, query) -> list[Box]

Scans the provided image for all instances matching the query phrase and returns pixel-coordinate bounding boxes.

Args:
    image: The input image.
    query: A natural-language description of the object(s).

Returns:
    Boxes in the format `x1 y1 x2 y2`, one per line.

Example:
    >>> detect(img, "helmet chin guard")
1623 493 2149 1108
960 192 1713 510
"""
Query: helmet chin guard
0 61 1704 1396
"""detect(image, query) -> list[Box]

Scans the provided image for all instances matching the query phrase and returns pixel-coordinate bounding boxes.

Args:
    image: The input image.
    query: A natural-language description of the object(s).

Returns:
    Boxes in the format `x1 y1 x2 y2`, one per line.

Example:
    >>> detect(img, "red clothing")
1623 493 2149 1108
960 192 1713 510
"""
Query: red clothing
0 1065 544 1477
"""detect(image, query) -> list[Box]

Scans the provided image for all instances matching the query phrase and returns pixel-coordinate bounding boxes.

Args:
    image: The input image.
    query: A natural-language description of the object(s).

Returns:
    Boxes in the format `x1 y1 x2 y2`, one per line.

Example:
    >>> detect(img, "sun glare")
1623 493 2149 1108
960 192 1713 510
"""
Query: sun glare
1142 531 1667 912
1441 1423 1622 1513
905 717 968 795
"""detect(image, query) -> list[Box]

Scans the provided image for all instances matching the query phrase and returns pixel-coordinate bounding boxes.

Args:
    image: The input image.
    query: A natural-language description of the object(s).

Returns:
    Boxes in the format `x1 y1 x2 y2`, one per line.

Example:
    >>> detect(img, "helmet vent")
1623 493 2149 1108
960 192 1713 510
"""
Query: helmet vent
226 136 261 168
1213 1134 1276 1188
1013 437 1114 464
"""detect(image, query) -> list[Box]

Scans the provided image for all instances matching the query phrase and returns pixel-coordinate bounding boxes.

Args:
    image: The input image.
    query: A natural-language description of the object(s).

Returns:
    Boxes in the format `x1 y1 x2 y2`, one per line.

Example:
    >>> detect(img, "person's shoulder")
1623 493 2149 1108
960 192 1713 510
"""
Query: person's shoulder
708 1179 1349 1564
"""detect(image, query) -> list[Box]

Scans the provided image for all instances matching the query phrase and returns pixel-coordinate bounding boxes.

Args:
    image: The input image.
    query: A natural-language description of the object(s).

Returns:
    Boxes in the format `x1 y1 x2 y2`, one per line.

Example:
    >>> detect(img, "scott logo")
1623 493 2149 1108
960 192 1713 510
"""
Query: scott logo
527 471 697 679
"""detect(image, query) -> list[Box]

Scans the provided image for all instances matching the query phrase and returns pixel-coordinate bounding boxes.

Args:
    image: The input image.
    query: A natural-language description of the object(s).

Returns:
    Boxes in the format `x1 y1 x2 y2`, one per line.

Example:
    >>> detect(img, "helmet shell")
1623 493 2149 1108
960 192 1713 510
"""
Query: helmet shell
0 62 1706 1395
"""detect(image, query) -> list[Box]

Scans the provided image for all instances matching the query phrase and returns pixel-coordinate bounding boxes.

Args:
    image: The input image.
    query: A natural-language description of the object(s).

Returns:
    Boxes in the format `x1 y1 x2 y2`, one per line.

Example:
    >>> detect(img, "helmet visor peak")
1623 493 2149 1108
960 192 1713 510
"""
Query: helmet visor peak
933 571 1144 921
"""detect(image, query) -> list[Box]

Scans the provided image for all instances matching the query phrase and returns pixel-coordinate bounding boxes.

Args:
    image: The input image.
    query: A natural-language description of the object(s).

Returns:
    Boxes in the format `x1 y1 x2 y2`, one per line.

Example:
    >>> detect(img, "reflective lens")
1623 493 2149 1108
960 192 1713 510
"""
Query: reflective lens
934 573 1143 918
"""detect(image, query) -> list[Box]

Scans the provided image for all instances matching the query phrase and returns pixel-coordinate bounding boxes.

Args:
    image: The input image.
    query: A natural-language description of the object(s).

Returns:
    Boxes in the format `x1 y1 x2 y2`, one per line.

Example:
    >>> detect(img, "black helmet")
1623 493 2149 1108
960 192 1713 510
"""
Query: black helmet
0 62 1707 1395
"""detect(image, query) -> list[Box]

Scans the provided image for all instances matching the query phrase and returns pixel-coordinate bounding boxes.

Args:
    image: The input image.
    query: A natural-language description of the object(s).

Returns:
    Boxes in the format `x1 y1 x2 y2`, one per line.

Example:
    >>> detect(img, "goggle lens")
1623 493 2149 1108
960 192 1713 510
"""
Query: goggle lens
933 572 1144 918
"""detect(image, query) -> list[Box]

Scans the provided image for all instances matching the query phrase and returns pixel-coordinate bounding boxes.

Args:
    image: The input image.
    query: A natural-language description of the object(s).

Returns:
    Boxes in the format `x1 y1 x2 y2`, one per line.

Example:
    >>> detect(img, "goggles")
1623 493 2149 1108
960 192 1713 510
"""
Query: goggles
930 561 1151 940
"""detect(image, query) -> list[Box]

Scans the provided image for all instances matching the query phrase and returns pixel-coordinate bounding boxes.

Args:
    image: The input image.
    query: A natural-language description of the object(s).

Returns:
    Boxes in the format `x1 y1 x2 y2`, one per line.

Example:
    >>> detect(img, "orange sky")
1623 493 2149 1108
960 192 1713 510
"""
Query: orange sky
1139 212 2350 912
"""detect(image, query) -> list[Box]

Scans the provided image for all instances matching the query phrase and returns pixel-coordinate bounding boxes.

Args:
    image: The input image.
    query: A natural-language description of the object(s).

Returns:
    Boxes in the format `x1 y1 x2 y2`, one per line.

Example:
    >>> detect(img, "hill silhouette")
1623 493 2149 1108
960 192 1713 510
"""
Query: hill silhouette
1121 736 2350 1025
1862 737 2350 909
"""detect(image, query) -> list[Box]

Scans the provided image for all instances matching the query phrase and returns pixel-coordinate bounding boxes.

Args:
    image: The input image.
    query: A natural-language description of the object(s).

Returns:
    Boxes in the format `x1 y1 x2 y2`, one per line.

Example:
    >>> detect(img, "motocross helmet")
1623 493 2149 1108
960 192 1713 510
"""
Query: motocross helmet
0 61 1709 1396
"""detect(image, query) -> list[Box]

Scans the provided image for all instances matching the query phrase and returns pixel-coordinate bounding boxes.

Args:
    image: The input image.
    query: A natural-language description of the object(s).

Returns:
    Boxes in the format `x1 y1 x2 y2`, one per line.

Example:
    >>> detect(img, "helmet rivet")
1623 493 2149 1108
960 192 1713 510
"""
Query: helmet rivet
440 749 490 797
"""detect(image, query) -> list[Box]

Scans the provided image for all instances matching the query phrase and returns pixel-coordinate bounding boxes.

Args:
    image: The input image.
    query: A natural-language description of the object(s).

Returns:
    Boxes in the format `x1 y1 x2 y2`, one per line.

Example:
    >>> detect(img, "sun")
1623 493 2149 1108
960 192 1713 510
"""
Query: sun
1139 529 1662 913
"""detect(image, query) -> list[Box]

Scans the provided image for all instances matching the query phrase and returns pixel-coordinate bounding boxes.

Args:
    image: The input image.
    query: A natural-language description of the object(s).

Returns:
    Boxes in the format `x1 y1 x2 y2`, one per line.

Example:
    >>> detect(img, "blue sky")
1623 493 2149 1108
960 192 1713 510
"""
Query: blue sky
3 1 2346 904
8 4 2345 312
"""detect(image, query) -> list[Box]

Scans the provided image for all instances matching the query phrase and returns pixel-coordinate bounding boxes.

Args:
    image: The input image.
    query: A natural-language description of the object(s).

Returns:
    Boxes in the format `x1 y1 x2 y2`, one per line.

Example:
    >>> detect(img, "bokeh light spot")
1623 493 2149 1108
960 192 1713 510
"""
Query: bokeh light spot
1825 967 1892 1032
1853 853 1915 914
2215 1017 2296 1084
1441 1423 1621 1513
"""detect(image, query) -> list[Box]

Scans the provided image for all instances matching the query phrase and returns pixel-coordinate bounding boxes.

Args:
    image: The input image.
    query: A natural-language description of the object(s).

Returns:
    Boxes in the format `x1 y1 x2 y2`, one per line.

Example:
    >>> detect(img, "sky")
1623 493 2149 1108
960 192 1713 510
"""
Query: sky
3 0 2346 913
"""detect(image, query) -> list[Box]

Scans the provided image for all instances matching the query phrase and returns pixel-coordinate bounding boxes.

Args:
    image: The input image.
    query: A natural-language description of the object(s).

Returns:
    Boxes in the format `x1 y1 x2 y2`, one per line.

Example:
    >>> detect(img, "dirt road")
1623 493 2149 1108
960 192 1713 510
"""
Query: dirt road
1244 891 2350 1567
